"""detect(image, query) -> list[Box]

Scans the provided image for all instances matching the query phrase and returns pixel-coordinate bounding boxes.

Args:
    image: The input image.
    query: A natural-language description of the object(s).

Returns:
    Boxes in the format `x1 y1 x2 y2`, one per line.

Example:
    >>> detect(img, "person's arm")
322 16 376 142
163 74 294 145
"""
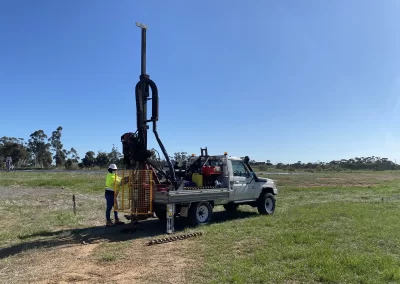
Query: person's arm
116 176 124 187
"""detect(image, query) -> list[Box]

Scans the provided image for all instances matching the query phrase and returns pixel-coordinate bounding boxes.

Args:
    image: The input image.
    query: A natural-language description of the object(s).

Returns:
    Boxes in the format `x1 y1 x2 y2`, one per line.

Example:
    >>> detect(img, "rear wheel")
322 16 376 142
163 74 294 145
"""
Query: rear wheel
154 204 167 221
188 202 213 226
257 193 275 215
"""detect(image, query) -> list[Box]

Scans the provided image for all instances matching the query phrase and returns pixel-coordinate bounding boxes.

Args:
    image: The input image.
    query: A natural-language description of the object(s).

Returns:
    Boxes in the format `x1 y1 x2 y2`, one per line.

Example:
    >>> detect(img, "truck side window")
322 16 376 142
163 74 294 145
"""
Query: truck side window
232 161 249 177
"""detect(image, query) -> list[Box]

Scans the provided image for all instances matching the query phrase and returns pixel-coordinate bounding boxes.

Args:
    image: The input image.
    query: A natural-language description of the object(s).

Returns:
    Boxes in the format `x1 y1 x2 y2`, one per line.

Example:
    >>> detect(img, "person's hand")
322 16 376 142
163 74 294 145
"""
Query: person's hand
123 176 130 184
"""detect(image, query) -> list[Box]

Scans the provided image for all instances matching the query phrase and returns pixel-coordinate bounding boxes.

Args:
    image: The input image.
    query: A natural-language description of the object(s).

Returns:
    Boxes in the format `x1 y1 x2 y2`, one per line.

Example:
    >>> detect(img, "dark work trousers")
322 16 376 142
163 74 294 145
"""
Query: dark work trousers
105 190 118 221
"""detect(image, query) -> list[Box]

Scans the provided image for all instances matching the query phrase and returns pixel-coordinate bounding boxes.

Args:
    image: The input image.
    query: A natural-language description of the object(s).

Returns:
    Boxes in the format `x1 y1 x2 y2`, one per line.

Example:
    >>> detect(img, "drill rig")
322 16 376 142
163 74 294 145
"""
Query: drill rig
118 22 231 233
117 22 277 235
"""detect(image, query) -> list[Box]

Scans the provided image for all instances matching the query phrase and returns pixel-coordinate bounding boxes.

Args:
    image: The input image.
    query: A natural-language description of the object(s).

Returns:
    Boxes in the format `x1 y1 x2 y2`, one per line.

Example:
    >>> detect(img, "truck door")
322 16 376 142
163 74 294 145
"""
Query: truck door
231 160 255 200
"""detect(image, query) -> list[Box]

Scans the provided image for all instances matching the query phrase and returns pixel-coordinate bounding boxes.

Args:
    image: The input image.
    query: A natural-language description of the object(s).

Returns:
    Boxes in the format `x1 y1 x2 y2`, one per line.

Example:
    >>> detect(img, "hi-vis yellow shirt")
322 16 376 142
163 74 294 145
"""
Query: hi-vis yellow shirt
105 173 121 191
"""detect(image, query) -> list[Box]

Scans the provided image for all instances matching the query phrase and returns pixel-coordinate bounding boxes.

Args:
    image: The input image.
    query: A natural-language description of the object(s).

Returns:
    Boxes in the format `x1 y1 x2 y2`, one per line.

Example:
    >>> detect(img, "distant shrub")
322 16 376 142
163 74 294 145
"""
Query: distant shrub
65 159 79 170
258 165 268 171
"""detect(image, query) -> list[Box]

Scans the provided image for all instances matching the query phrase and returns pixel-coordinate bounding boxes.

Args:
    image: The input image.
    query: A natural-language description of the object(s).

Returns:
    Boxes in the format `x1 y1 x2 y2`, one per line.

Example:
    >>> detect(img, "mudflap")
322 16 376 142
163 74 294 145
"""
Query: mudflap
179 204 190 218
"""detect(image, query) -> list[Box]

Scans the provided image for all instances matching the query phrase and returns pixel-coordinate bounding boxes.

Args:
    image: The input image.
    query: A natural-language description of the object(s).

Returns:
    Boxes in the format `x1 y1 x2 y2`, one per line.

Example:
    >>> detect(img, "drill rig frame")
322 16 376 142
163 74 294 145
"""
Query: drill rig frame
120 22 178 232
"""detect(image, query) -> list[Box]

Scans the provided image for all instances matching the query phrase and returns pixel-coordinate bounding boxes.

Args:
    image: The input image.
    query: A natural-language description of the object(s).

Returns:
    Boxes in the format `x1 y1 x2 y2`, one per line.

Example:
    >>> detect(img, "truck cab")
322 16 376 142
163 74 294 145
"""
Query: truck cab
224 156 277 200
210 156 277 215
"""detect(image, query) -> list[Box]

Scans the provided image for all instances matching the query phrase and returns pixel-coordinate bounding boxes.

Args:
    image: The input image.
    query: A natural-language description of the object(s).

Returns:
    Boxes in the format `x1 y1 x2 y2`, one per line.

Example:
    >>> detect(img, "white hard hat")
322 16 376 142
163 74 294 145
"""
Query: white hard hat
108 164 118 170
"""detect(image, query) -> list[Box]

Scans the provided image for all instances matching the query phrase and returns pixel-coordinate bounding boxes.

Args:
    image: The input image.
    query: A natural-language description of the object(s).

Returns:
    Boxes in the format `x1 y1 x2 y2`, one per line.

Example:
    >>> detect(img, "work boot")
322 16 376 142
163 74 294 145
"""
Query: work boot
106 220 114 227
115 218 125 225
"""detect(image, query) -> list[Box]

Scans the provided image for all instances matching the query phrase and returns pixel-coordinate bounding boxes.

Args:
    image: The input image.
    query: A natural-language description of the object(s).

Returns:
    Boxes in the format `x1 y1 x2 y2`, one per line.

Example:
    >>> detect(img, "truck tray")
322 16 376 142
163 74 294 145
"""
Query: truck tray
153 187 231 204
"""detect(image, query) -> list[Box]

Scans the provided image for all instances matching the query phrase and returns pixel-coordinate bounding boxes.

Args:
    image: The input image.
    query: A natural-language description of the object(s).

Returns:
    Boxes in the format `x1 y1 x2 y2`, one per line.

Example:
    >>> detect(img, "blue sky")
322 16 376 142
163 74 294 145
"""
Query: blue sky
1 0 400 164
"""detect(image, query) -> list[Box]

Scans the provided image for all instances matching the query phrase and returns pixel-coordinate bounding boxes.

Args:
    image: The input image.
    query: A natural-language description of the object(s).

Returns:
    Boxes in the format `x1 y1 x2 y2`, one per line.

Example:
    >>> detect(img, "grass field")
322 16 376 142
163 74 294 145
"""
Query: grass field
1 170 400 283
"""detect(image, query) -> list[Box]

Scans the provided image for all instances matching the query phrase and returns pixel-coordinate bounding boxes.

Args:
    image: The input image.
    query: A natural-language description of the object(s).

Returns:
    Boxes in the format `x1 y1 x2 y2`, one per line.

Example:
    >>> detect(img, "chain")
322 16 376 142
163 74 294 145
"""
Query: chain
146 232 203 246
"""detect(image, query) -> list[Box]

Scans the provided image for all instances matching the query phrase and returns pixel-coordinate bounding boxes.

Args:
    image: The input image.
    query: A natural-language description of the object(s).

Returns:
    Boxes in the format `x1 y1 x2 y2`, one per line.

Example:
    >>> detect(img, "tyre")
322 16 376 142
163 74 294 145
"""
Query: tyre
154 204 167 221
155 210 166 221
188 202 213 226
257 193 276 215
223 203 239 212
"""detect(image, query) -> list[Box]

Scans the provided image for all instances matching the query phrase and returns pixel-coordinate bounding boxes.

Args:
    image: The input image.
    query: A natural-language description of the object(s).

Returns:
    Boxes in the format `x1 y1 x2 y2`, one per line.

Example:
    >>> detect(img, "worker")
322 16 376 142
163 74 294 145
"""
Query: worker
105 163 125 226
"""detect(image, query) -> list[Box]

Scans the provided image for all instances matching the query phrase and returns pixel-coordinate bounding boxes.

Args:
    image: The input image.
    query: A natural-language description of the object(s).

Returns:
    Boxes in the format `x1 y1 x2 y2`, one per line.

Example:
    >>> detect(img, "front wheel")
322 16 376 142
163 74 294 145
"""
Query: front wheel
188 202 213 226
257 193 276 215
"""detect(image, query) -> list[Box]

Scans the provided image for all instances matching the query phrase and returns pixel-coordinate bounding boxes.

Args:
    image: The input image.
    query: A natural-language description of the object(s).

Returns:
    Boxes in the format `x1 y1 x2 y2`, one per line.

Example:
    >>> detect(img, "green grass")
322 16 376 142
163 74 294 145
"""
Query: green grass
0 172 105 248
2 170 400 283
0 202 86 247
190 175 400 283
0 171 104 193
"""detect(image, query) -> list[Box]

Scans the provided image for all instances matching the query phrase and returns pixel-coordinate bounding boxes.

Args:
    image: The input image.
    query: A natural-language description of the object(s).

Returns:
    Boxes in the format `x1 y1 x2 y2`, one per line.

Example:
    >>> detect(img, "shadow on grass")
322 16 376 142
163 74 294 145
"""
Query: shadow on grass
0 210 259 259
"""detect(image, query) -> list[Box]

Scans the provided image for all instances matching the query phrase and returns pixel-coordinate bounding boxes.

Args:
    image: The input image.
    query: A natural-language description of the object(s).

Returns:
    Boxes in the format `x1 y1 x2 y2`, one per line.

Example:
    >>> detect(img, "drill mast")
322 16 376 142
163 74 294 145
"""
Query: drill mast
121 22 175 184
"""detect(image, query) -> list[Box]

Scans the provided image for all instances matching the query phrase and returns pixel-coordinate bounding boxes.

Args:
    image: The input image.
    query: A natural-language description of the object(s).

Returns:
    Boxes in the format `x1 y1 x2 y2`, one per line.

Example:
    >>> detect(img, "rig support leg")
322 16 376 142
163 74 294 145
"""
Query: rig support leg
166 204 175 234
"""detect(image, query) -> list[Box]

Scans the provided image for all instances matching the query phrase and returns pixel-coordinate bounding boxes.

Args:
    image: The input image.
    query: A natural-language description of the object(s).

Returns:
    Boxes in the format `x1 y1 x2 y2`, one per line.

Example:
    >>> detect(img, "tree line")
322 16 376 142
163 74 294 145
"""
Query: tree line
1 128 398 171
249 157 399 171
0 126 123 169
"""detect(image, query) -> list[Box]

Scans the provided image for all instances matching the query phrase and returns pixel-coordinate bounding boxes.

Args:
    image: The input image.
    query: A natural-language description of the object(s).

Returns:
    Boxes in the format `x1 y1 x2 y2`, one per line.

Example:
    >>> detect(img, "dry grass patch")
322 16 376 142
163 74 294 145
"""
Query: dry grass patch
265 171 400 189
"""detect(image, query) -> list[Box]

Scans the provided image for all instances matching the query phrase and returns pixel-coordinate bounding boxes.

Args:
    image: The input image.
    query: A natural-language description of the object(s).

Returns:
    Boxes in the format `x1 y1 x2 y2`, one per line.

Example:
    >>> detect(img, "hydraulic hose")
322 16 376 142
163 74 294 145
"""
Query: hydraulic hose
152 122 176 183
135 76 176 184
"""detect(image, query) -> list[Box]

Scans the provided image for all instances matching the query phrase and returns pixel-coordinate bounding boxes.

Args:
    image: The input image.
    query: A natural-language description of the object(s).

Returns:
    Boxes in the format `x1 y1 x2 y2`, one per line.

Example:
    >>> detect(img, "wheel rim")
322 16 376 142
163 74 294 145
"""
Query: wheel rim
197 204 209 223
265 197 274 212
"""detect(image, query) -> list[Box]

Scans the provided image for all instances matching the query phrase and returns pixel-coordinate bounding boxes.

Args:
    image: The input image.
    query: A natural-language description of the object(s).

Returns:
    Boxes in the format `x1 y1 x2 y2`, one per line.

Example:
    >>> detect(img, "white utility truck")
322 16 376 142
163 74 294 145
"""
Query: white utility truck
152 151 278 227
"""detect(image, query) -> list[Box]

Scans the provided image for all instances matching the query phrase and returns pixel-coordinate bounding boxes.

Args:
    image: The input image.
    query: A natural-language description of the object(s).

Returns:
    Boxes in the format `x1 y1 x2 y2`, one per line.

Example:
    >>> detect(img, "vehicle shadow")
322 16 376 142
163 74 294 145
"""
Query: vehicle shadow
211 209 259 224
0 209 259 259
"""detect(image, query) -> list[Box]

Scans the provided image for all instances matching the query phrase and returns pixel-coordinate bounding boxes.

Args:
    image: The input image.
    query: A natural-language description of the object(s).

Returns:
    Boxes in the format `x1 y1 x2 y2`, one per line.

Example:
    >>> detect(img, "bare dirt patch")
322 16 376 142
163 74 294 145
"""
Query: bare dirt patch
0 231 195 284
